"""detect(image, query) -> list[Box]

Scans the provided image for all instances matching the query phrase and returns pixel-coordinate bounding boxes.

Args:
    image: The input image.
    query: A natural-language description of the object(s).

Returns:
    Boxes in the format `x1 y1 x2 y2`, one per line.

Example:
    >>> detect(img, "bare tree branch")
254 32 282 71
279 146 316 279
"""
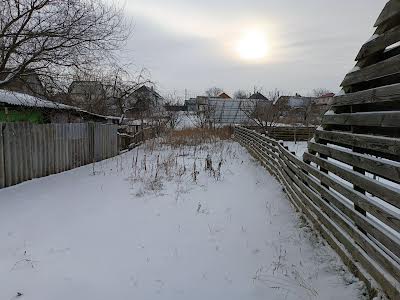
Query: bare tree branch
0 0 131 92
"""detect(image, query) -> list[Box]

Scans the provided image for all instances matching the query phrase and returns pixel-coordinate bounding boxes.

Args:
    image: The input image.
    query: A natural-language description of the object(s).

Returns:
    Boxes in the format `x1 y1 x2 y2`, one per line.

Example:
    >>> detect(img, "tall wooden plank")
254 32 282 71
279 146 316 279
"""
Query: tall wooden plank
66 124 71 170
4 123 13 186
37 124 45 178
341 54 400 87
356 24 400 60
50 124 55 175
374 0 400 27
31 124 39 178
54 124 59 173
80 124 85 166
61 124 66 171
24 122 33 182
14 123 24 184
0 123 4 189
17 123 25 183
84 123 89 164
77 124 82 166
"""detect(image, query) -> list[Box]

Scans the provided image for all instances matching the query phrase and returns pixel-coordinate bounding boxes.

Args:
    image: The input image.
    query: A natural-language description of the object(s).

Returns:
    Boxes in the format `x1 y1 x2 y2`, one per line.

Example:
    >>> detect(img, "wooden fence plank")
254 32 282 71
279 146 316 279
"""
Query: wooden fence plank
356 24 400 60
303 152 400 209
281 146 400 233
0 123 4 188
282 155 400 267
315 129 400 157
31 124 39 178
341 54 400 87
24 122 33 182
374 0 400 27
308 142 400 183
5 123 17 186
333 83 400 107
323 111 400 127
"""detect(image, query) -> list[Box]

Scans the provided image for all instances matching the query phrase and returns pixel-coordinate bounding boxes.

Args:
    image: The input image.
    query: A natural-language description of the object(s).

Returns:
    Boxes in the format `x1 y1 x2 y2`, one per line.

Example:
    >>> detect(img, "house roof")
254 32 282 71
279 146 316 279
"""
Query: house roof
217 92 231 99
249 92 269 101
318 93 335 98
0 90 120 121
274 95 291 105
132 85 163 99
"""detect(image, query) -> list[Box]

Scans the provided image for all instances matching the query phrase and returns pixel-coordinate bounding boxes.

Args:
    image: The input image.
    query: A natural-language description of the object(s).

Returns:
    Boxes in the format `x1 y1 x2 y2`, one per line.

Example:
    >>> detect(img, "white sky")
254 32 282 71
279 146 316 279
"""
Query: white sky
116 0 387 99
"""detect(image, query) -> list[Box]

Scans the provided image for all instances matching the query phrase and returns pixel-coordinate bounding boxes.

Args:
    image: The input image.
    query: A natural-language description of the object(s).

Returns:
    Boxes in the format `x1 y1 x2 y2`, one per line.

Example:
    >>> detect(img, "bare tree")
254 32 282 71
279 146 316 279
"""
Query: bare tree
0 0 130 93
104 65 151 117
266 88 281 104
312 88 332 98
164 92 183 129
205 87 223 97
186 101 215 129
233 90 249 99
240 89 284 133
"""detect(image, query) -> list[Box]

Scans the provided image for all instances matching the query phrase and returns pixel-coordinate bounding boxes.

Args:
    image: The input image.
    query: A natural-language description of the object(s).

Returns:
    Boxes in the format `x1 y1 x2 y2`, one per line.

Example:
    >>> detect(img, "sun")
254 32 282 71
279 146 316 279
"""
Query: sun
236 30 269 61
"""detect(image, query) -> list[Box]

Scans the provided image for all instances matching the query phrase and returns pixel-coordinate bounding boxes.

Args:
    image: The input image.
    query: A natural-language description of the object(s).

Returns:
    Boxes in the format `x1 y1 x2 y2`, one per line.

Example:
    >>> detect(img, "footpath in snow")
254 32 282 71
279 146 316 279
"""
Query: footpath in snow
0 137 367 300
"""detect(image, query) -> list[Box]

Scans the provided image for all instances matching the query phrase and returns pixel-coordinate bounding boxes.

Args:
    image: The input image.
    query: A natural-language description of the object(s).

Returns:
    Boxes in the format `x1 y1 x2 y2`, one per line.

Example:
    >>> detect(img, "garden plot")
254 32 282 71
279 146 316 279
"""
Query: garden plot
0 132 367 300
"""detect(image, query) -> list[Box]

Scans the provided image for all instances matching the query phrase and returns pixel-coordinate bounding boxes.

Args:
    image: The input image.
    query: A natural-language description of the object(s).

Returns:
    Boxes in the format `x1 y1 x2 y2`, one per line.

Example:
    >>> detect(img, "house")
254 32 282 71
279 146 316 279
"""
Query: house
124 85 163 117
274 95 316 124
68 81 108 115
185 96 208 112
0 89 119 124
314 93 335 106
0 70 47 98
164 104 186 112
217 92 231 99
249 92 269 101
309 93 335 123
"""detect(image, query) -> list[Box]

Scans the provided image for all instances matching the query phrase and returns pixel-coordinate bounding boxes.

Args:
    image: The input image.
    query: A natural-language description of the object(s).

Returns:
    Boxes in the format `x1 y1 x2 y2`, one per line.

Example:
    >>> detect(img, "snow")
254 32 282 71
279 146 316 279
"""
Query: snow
0 90 74 110
0 90 121 122
386 41 400 52
325 110 335 115
176 112 196 129
283 142 308 158
0 140 366 300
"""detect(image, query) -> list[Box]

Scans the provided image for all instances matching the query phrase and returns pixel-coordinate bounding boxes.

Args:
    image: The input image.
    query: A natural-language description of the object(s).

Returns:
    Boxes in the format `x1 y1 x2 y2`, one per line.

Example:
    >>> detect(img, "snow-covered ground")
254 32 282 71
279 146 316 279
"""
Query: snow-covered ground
283 141 308 158
0 140 366 300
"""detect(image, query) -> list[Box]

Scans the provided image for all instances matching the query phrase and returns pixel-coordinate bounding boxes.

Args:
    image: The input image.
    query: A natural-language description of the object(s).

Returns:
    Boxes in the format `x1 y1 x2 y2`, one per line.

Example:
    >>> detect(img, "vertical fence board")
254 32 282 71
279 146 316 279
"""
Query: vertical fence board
37 124 45 178
0 123 4 188
24 123 33 182
31 124 39 178
0 122 120 189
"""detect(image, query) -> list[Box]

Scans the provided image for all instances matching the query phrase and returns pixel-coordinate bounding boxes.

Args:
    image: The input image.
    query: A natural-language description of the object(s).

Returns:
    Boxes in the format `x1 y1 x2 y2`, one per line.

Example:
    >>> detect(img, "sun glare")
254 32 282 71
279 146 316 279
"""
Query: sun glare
236 30 269 62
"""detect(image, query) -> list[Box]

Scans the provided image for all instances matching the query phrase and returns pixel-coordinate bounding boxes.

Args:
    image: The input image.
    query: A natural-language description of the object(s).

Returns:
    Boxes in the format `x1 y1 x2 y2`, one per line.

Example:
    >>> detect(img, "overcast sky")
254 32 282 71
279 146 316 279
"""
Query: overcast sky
120 0 387 99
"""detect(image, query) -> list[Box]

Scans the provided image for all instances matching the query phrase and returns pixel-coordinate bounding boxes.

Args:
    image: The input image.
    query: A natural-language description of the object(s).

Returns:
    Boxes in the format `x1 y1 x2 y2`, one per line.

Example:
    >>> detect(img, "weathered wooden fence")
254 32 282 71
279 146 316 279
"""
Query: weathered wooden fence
118 126 160 151
246 126 316 141
235 126 400 299
235 2 400 298
0 122 118 189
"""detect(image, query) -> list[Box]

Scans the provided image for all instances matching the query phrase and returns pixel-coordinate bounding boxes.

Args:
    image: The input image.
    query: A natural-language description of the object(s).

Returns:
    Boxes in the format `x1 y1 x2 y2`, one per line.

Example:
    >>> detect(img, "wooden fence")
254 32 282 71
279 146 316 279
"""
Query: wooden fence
0 122 118 189
246 126 316 141
237 5 400 298
234 126 400 299
118 126 160 151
